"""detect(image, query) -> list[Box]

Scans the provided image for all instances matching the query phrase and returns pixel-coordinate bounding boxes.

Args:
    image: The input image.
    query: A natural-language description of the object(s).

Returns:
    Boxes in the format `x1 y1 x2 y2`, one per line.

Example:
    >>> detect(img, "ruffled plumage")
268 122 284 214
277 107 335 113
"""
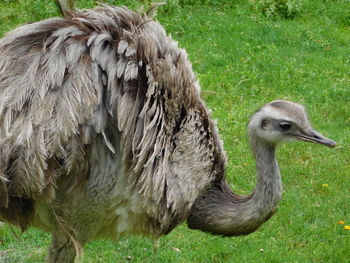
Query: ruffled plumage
0 4 226 234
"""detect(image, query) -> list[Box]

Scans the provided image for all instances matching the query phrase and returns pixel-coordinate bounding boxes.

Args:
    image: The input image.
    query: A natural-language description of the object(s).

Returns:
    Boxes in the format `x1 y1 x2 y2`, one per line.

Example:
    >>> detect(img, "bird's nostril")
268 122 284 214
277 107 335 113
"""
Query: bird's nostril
313 134 321 139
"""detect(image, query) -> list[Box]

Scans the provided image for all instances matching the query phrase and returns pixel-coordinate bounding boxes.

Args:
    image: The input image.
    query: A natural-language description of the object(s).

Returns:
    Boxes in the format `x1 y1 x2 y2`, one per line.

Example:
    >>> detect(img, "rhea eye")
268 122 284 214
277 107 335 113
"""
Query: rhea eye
279 121 292 131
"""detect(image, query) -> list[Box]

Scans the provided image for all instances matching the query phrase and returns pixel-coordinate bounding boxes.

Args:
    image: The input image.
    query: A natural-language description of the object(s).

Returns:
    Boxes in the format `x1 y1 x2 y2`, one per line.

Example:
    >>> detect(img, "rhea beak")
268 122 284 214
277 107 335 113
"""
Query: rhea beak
294 129 337 148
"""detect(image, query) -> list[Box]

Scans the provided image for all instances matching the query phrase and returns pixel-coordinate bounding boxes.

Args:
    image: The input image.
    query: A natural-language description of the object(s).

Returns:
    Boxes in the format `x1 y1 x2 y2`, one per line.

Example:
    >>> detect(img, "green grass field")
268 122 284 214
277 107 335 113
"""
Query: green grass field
0 0 349 262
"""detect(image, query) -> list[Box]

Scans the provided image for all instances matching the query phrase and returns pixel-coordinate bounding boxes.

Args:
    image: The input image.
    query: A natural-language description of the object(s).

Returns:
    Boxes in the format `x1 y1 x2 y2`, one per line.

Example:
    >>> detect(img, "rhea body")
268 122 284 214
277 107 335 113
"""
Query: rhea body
0 3 335 263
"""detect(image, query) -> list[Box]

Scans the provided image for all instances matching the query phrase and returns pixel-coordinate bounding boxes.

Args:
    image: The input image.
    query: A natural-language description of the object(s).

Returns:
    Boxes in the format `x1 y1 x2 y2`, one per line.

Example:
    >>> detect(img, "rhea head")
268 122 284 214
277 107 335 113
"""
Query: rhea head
248 100 336 148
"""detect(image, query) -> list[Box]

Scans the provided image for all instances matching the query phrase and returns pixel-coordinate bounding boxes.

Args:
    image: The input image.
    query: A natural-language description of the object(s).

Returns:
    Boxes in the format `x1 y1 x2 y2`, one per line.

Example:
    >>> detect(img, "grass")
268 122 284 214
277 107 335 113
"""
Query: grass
0 0 350 262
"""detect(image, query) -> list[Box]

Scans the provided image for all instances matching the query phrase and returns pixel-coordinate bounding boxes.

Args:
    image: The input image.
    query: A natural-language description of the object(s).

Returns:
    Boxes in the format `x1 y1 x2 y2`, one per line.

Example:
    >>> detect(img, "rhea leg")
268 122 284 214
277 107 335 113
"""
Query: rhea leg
47 233 78 263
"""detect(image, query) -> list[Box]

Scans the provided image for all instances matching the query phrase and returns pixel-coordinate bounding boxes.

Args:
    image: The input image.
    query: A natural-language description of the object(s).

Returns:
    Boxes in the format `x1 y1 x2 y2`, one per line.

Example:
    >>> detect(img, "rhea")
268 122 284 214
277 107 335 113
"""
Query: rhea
0 2 336 263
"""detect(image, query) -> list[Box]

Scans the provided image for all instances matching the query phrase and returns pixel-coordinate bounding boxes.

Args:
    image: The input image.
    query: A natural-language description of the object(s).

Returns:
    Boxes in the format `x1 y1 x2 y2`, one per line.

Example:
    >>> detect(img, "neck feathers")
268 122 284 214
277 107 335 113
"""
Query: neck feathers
187 138 282 236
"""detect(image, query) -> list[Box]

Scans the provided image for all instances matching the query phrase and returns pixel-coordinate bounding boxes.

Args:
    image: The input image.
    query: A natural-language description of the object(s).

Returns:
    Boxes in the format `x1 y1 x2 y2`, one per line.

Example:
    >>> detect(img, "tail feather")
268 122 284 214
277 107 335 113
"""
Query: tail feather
145 2 166 18
56 0 76 18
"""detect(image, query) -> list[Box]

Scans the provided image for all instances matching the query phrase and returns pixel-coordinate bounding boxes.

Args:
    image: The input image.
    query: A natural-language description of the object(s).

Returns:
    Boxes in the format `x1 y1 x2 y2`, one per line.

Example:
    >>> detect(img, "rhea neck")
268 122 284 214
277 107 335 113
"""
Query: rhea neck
249 134 282 220
187 129 282 236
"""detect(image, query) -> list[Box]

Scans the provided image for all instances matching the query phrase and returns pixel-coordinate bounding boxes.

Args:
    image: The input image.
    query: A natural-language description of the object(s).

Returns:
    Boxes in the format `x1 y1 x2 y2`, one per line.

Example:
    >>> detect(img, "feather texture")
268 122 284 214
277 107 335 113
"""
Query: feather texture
0 4 226 235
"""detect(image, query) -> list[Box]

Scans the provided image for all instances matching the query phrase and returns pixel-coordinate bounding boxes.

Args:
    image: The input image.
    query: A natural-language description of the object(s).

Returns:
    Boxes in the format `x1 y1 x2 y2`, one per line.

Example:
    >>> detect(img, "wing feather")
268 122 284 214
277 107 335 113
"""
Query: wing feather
0 4 224 234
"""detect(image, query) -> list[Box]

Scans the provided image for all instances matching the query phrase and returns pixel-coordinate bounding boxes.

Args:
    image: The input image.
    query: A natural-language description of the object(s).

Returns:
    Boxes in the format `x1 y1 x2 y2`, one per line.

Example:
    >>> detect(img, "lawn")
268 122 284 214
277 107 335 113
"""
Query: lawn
0 0 349 262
